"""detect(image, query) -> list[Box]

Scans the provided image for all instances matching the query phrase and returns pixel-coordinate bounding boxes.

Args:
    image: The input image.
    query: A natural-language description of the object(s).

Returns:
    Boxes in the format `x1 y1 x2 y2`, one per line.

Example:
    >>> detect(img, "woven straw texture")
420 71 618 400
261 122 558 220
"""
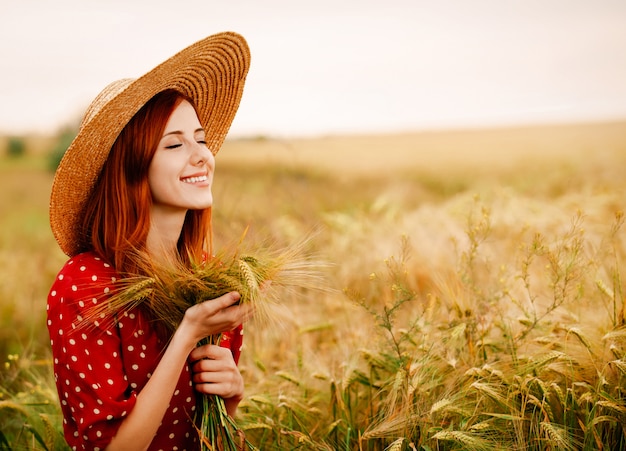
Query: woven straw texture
50 32 250 256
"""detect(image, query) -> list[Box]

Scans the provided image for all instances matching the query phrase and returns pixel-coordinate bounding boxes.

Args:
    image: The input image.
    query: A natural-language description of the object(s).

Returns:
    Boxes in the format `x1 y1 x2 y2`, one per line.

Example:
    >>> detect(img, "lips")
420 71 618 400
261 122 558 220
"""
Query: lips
181 174 208 184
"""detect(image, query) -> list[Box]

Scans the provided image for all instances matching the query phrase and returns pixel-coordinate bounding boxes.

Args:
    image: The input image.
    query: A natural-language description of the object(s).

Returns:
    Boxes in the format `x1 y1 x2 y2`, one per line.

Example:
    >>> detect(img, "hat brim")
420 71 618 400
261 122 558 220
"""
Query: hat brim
50 32 250 257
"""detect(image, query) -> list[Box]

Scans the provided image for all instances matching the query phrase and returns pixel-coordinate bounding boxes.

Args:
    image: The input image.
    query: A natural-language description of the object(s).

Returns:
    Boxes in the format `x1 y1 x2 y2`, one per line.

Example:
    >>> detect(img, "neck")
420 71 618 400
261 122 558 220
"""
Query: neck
146 207 187 264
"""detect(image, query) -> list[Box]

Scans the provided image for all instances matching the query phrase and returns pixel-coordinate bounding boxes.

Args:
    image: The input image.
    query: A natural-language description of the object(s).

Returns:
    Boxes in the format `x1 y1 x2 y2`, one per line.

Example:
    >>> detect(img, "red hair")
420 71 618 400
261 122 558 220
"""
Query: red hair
80 90 212 274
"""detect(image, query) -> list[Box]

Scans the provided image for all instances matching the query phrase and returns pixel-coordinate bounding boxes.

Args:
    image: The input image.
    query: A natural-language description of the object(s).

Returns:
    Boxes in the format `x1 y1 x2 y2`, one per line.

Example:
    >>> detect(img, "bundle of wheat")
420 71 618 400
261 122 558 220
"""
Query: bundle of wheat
86 236 327 450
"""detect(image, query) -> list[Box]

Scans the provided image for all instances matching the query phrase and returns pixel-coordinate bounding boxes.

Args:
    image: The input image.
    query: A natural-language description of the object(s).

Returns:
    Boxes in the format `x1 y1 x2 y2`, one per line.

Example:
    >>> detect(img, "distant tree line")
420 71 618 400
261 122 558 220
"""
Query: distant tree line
2 126 78 171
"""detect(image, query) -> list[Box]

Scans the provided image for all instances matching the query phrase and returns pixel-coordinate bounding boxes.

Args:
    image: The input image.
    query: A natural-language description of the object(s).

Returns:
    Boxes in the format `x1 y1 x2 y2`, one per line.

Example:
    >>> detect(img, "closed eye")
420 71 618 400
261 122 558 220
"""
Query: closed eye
165 144 182 149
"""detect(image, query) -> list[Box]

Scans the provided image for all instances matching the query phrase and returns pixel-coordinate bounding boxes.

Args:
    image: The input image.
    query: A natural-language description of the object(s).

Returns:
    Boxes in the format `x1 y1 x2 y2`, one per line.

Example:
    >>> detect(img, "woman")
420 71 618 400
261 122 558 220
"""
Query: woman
47 32 251 450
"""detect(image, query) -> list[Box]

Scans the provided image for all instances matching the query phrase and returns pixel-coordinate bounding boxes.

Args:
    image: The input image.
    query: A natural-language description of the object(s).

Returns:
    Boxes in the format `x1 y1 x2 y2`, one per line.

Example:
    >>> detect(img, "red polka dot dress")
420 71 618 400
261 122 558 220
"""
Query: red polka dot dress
47 252 243 451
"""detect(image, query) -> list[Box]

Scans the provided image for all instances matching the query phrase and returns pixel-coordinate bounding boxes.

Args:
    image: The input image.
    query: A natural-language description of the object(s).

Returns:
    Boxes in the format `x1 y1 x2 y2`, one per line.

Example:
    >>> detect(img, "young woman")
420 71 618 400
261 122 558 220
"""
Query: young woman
47 32 251 450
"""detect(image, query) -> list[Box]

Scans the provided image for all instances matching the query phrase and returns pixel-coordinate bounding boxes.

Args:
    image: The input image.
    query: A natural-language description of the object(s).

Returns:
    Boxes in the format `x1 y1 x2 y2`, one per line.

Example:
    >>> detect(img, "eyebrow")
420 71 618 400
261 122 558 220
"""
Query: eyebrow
162 128 205 137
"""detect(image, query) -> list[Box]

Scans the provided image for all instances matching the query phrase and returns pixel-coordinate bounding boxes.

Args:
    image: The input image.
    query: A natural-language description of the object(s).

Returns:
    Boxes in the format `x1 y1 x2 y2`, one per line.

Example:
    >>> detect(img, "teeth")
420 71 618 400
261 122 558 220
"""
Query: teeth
181 175 208 183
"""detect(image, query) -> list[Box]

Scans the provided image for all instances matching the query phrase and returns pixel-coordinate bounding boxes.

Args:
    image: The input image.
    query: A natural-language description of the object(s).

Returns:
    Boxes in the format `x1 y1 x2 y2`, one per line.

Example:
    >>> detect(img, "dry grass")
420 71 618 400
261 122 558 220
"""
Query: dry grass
1 120 625 449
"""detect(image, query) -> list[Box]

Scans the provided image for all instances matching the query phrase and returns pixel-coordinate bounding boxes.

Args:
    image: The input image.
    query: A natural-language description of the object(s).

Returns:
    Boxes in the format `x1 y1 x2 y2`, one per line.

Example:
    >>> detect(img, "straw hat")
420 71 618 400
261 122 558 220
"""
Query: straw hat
50 32 251 257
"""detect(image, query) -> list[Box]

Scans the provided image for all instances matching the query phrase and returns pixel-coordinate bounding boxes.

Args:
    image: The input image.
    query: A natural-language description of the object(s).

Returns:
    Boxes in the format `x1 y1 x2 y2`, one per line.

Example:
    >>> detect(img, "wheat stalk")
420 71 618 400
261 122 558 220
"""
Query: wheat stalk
79 235 327 450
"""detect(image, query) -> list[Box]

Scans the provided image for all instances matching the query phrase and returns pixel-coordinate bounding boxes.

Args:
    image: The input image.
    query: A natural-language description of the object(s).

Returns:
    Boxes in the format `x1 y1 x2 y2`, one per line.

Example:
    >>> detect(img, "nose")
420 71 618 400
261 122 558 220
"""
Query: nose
191 142 213 166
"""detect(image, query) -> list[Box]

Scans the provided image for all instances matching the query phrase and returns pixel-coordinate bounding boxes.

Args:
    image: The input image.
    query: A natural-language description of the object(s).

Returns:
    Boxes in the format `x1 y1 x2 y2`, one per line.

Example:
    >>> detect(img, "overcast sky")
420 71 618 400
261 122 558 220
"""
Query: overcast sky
2 0 626 137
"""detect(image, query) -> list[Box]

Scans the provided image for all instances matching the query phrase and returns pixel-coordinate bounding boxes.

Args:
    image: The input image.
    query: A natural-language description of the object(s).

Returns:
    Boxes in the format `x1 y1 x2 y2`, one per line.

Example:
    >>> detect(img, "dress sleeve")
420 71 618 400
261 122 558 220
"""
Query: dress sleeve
48 254 135 450
219 324 244 365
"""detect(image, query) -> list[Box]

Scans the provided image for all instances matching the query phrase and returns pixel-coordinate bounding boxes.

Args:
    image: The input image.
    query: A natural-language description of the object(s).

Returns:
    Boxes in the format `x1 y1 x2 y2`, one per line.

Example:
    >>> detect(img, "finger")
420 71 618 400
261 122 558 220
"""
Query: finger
193 373 243 398
199 291 241 313
189 343 230 362
217 291 241 306
191 360 231 377
194 380 236 396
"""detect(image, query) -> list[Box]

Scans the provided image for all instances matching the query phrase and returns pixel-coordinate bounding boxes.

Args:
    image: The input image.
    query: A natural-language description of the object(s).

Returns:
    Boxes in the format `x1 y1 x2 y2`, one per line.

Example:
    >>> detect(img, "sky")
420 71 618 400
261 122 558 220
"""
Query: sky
2 0 626 137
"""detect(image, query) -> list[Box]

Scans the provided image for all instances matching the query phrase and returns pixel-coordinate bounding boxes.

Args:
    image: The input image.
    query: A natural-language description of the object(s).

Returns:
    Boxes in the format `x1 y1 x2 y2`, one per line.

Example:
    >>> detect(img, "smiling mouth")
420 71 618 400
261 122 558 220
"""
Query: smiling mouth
181 175 208 184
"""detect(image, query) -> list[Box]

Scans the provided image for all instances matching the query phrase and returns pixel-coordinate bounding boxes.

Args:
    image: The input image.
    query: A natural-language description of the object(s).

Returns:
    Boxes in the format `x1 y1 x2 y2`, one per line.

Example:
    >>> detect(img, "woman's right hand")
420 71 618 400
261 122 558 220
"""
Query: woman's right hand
178 292 253 346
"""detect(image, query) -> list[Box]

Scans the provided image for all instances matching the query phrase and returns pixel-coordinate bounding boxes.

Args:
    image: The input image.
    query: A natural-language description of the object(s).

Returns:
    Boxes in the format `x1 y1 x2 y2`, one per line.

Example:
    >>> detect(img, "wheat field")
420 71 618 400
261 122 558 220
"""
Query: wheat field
1 121 625 449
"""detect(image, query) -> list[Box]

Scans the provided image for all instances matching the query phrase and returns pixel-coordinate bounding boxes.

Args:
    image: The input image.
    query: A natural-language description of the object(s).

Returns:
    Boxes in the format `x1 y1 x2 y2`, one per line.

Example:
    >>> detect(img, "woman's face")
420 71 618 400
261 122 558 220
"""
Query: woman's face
148 99 216 216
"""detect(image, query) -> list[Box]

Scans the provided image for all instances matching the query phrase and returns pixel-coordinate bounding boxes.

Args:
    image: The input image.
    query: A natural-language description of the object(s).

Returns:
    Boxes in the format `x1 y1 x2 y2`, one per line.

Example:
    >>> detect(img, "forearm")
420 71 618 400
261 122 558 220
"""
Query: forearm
105 329 195 451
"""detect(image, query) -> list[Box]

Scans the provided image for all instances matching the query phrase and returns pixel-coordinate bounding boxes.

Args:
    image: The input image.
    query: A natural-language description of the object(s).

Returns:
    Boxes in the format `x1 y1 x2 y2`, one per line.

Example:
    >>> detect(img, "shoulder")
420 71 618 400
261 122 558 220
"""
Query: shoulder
49 252 118 302
48 252 121 334
59 251 116 277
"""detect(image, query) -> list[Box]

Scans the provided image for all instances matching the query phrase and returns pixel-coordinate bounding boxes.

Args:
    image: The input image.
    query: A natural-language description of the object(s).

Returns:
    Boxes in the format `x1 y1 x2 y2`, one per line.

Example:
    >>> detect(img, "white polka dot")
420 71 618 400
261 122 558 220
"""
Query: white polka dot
104 287 110 294
79 373 85 379
132 364 139 370
80 266 86 271
127 345 134 352
78 300 85 307
104 363 111 369
96 430 102 437
107 415 113 420
58 274 64 280
51 290 57 296
94 408 100 414
69 339 76 345
92 275 98 281
107 379 114 385
97 339 104 345
71 285 77 292
169 433 175 439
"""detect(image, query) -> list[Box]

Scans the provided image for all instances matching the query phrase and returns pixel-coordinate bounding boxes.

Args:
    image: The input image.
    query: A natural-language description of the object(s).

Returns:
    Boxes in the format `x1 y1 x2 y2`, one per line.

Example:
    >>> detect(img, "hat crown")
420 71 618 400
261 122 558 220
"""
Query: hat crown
81 78 134 128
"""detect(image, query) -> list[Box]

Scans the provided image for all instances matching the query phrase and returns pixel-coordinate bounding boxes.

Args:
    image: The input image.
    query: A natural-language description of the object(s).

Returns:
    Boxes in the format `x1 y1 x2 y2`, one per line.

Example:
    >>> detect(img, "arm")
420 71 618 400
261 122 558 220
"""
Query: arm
106 292 251 451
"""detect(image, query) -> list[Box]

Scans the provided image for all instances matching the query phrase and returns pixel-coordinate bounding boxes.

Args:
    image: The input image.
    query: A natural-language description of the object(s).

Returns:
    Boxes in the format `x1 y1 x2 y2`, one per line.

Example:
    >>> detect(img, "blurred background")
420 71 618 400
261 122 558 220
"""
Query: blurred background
2 0 626 140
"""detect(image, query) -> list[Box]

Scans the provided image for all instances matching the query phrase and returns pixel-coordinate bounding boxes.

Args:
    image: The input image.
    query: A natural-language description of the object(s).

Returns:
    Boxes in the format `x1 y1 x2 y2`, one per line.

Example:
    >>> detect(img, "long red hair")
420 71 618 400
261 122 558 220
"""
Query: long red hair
80 90 212 274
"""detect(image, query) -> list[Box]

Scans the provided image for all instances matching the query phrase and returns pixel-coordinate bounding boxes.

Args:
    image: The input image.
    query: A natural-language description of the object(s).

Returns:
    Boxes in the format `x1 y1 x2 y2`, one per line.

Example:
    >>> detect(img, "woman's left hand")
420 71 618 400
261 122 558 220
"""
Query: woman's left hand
189 344 244 416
